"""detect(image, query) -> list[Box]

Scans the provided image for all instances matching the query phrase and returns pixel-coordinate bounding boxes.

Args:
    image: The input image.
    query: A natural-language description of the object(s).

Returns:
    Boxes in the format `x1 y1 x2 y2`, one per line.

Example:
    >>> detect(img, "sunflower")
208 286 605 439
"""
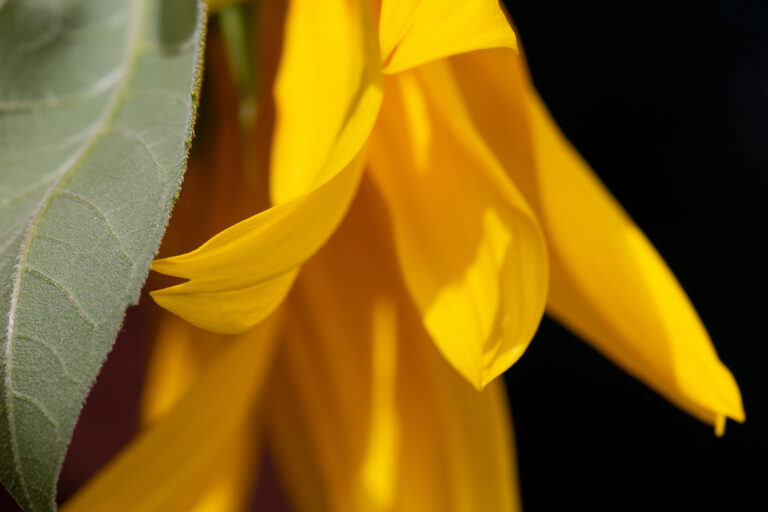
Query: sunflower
63 1 743 510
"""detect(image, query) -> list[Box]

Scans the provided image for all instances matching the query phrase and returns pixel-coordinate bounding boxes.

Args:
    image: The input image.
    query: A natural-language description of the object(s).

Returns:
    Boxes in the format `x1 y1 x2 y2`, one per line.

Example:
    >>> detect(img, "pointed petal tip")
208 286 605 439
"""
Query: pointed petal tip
714 406 746 437
714 415 726 437
723 393 746 425
463 366 513 392
434 327 535 395
473 379 487 392
148 287 168 303
457 368 484 392
709 362 746 426
447 359 486 391
149 288 253 335
462 364 506 392
444 325 534 393
477 370 501 392
727 396 746 424
150 256 179 275
151 251 204 277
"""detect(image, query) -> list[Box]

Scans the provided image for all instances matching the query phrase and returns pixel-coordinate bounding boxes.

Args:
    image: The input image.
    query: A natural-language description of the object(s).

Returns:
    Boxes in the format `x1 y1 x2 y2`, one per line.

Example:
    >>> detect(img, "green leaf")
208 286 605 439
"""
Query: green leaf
0 1 205 510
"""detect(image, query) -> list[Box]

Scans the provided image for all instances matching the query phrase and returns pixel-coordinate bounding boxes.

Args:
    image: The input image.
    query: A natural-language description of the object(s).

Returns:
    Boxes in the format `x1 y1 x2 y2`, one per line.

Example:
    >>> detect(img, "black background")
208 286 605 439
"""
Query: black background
2 1 765 510
502 0 764 510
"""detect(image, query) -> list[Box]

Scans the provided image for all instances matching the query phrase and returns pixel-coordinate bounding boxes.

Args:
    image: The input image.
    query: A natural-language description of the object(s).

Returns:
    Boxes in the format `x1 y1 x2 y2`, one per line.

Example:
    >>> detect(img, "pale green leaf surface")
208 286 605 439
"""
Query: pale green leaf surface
0 1 205 510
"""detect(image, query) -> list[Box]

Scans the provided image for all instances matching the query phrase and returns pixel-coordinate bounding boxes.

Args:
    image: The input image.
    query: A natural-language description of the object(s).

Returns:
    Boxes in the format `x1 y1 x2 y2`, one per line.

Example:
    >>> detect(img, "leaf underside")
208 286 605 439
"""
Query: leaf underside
0 1 205 510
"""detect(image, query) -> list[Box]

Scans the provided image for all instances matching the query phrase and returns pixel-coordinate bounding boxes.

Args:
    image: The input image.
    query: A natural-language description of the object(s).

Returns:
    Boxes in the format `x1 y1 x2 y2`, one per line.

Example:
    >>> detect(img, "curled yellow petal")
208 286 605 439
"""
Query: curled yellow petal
151 0 382 333
271 0 381 205
151 268 298 333
62 311 282 512
527 93 745 431
379 0 517 74
368 60 548 389
266 179 521 511
450 49 744 431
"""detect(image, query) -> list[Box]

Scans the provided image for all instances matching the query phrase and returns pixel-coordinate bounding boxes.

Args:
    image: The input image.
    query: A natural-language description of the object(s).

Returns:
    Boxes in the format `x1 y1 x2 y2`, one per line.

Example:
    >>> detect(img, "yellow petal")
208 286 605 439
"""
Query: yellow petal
156 17 274 258
61 311 282 511
379 0 517 74
139 314 226 425
266 177 521 512
450 49 744 431
151 268 299 333
188 429 258 512
139 313 259 512
367 61 548 389
270 0 381 204
151 0 382 333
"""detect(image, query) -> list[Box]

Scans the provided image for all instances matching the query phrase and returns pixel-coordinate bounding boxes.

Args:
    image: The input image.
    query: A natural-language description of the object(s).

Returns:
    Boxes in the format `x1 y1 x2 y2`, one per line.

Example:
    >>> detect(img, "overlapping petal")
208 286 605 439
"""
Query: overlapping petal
62 312 282 511
378 0 517 74
151 0 383 333
270 0 380 204
139 315 227 425
140 316 260 512
368 60 548 390
450 49 744 431
265 179 521 511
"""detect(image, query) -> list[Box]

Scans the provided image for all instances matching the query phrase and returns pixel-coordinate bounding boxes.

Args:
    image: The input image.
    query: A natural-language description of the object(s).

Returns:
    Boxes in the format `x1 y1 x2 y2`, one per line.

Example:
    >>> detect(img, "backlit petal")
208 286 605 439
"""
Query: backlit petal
368 61 548 389
62 311 282 511
266 179 521 511
379 0 517 74
450 49 744 431
271 0 381 204
151 0 382 333
138 313 259 512
188 431 257 512
139 314 227 425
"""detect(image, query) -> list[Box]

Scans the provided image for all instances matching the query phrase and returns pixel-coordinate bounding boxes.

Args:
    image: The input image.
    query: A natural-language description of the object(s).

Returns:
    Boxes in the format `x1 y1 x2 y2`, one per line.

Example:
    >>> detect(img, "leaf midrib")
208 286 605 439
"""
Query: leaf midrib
1 1 146 509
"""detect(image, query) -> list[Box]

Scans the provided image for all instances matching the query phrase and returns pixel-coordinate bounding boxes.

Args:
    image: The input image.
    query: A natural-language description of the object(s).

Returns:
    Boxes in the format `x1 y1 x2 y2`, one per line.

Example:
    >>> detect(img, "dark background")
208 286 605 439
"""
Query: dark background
502 0 765 510
2 1 765 510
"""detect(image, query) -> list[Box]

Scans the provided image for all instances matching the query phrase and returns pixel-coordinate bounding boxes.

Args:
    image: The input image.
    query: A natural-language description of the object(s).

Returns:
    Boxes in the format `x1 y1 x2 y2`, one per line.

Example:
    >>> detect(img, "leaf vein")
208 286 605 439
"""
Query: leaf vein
28 234 79 254
0 66 123 113
104 127 168 184
0 227 24 260
22 267 99 328
55 191 137 270
61 10 128 42
2 2 146 506
0 124 93 166
0 173 59 209
10 392 62 444
8 1 63 62
14 335 85 387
